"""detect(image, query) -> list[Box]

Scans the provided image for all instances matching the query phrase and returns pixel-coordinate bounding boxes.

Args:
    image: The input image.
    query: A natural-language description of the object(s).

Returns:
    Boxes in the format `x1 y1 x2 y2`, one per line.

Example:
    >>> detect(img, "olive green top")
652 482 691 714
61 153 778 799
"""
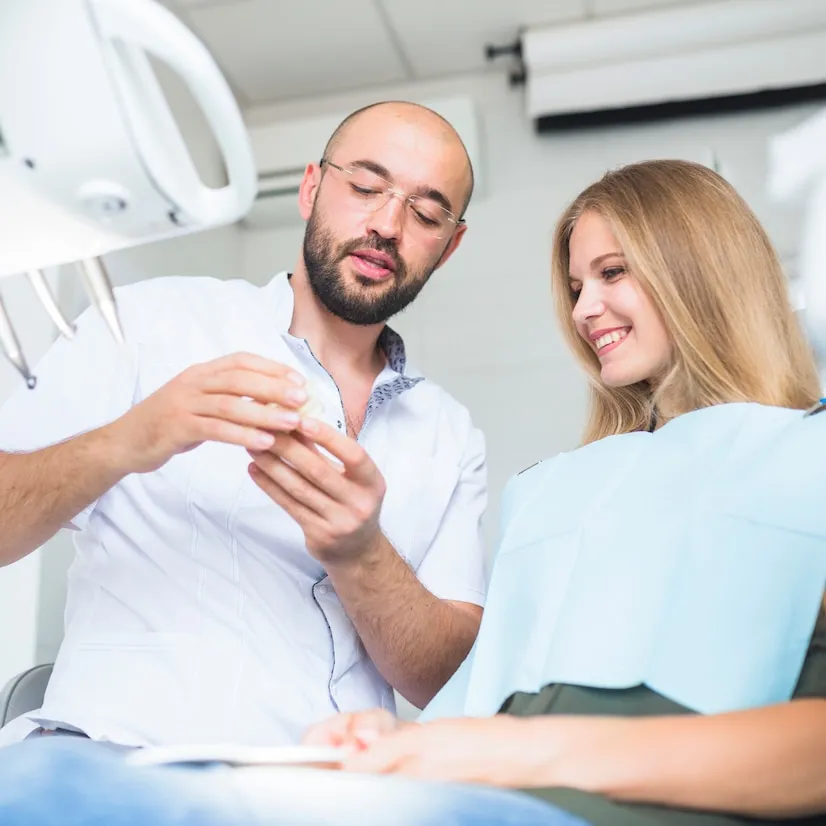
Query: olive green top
501 613 826 826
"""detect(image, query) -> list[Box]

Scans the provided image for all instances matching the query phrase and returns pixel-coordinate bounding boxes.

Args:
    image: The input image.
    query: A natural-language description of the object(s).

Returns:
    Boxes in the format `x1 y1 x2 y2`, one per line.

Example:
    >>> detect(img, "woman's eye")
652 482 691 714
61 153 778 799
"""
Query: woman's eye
602 267 626 281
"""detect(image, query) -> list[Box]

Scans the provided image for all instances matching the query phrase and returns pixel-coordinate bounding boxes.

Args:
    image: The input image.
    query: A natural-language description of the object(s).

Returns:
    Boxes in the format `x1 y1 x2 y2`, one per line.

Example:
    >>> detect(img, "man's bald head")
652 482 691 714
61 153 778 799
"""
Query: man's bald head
321 100 475 218
300 100 472 327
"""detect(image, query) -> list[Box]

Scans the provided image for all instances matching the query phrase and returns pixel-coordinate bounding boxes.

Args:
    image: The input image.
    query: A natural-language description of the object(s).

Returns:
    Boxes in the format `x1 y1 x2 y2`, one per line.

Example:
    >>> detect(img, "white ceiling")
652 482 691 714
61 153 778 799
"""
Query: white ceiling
163 0 695 108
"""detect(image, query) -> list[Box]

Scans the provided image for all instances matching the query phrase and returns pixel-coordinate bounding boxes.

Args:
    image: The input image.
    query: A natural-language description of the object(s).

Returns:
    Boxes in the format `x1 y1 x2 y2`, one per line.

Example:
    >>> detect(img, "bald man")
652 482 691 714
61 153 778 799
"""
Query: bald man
0 101 487 750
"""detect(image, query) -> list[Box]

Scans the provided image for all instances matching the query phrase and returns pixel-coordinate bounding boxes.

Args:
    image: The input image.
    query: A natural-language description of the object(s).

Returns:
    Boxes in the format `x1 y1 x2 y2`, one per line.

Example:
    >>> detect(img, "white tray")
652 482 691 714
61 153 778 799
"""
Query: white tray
127 744 347 769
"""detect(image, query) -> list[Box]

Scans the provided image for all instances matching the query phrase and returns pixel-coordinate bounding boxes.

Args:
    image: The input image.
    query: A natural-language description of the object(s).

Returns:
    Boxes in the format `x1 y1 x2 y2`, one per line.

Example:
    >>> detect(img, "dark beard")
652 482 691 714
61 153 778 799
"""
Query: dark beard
302 208 437 326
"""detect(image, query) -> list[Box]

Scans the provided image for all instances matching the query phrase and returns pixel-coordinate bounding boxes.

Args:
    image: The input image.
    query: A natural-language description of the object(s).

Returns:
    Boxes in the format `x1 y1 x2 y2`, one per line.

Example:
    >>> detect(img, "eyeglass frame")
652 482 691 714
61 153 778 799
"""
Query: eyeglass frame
318 158 466 239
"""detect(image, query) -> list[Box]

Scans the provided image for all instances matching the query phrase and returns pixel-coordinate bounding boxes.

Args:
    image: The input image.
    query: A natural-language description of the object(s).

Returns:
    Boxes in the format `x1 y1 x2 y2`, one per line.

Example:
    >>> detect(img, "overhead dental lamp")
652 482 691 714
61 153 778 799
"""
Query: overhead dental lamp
0 0 257 387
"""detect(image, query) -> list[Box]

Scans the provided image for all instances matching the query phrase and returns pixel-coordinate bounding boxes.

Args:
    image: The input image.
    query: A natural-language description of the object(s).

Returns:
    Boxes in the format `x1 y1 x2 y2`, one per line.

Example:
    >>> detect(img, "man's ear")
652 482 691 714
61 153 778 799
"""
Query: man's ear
298 163 322 221
433 221 468 271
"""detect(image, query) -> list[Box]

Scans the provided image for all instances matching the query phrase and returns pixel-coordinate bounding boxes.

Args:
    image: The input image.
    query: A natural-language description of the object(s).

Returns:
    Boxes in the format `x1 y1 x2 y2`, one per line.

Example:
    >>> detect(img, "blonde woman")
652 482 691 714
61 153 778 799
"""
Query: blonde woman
306 160 826 826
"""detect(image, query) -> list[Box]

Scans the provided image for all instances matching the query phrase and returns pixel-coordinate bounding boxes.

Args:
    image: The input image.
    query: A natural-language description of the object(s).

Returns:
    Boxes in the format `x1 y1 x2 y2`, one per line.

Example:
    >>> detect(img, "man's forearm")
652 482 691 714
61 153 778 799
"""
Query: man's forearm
0 422 133 566
325 534 481 709
544 700 826 818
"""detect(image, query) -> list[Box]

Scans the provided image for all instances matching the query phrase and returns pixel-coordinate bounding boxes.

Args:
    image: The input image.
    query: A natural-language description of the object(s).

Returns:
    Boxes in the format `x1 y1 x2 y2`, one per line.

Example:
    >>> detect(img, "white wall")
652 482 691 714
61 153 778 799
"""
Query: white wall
241 70 820 555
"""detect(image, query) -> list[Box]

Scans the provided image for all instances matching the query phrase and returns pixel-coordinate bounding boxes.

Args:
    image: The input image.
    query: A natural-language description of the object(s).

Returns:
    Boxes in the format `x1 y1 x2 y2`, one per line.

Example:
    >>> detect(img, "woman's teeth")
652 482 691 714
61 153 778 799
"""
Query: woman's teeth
595 329 628 350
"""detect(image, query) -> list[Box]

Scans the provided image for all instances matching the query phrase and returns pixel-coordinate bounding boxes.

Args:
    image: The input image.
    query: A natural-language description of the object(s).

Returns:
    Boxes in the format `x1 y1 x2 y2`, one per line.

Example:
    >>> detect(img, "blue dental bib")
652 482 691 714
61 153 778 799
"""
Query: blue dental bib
422 403 826 721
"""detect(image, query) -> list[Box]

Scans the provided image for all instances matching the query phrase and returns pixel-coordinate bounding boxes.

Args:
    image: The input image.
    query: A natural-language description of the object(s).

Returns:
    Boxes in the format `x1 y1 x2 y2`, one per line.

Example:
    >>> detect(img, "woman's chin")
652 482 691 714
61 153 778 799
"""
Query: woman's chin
600 363 645 388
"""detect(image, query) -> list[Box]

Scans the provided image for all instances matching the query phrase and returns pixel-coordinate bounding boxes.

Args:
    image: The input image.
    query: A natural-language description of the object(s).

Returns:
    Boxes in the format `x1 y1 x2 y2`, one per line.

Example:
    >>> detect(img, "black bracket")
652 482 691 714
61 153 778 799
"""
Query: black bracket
483 38 526 87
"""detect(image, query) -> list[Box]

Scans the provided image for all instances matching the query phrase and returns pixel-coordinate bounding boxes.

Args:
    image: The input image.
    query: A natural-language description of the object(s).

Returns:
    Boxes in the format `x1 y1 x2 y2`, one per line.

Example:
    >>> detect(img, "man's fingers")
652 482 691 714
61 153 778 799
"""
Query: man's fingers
203 352 305 380
196 393 302 433
266 435 351 501
197 370 309 412
249 450 332 516
248 463 317 524
194 417 276 451
298 418 378 486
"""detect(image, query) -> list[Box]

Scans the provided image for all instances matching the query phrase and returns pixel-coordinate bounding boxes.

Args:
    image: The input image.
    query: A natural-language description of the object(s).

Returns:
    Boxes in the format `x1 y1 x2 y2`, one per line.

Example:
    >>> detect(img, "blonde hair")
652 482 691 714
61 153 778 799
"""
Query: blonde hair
551 160 821 445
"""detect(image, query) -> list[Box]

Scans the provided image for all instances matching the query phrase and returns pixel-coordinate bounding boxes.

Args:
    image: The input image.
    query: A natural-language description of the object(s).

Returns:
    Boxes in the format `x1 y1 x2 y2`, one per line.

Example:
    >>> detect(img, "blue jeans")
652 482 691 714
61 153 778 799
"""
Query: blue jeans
0 737 588 826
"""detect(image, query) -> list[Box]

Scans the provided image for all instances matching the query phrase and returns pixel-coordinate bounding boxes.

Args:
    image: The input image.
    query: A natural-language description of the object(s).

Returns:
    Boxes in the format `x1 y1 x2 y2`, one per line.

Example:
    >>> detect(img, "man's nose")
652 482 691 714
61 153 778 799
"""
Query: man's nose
364 193 405 241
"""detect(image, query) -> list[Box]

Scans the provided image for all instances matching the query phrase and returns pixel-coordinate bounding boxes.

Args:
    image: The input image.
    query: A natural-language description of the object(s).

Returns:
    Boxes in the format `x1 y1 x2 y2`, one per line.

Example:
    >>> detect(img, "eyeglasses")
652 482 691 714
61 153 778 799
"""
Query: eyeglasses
320 158 463 240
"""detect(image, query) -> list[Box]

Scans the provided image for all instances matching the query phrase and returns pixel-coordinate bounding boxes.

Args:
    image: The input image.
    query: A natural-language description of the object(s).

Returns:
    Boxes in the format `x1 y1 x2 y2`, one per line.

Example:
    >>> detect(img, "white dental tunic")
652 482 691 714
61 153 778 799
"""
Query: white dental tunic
0 272 487 748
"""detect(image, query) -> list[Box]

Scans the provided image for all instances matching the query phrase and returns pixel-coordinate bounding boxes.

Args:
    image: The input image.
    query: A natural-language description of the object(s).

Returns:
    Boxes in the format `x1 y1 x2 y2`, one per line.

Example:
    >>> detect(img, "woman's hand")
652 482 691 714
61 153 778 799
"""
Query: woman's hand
302 709 404 752
341 716 555 787
339 703 826 821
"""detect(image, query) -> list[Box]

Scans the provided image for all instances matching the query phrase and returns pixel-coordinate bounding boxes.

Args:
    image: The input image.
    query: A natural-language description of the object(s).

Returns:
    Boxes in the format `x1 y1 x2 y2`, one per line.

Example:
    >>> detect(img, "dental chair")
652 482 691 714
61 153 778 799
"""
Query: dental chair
0 664 53 728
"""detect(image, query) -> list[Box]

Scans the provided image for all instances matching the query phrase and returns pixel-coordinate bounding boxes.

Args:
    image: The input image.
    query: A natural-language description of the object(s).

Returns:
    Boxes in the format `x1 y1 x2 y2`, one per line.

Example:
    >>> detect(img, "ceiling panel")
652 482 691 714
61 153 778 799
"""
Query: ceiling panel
172 0 233 6
162 0 700 106
589 0 692 15
379 0 587 79
182 0 409 104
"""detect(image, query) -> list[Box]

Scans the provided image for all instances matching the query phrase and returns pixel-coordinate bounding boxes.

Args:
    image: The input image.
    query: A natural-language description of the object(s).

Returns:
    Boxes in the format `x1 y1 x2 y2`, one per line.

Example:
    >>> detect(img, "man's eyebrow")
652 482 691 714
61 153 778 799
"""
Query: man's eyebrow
349 159 454 214
415 186 453 213
350 158 392 179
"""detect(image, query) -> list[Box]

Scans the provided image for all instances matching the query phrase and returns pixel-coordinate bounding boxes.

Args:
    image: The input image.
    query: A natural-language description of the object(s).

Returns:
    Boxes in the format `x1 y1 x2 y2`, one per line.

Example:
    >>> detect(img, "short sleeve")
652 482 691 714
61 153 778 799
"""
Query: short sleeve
0 302 139 530
415 424 489 606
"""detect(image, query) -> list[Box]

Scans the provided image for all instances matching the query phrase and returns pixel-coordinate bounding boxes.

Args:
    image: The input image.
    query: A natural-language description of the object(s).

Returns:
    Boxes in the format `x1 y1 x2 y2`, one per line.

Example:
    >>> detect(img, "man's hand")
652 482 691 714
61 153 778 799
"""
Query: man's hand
247 417 387 565
248 418 479 708
302 709 403 752
110 353 310 474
